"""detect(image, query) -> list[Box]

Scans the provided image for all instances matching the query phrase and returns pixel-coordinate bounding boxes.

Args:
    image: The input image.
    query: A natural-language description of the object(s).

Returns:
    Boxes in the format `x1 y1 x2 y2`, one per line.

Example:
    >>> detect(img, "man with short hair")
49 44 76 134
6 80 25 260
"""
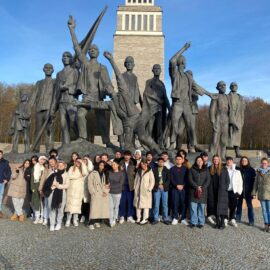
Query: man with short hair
0 151 11 218
119 150 136 224
200 152 211 167
161 151 174 169
225 156 243 228
146 151 157 170
170 155 189 225
152 158 170 225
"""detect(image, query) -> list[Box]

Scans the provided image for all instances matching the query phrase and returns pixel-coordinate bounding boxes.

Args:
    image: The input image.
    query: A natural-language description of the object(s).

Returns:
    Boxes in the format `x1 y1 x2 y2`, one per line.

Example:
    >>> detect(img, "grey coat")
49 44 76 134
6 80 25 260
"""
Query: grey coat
252 170 270 201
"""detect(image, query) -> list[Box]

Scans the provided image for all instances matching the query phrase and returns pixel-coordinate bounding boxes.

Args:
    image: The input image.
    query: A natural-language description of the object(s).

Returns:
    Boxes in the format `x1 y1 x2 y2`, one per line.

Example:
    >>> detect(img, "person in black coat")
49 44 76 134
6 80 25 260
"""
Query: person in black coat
152 157 170 225
236 156 256 225
188 156 210 228
207 155 223 225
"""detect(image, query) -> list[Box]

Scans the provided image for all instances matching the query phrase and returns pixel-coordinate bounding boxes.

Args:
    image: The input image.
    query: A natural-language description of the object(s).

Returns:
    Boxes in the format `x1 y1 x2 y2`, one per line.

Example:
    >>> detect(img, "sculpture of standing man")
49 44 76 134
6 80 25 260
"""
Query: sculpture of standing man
68 16 114 147
9 94 31 153
55 52 79 145
209 81 230 161
141 64 170 148
30 63 56 152
228 82 246 157
169 42 213 152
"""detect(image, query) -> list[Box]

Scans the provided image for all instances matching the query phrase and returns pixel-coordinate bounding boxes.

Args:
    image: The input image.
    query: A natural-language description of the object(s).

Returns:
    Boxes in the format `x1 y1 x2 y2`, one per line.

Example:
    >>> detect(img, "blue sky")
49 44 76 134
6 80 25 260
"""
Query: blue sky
0 0 269 105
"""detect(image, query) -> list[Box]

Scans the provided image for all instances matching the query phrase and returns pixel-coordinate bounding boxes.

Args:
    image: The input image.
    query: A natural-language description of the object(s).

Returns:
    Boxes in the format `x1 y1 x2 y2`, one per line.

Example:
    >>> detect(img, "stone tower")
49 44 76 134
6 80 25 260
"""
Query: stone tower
113 0 164 95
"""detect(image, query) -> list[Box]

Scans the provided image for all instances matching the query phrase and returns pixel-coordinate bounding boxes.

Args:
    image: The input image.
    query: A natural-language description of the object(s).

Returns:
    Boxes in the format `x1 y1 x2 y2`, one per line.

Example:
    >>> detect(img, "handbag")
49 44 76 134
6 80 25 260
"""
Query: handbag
194 188 203 199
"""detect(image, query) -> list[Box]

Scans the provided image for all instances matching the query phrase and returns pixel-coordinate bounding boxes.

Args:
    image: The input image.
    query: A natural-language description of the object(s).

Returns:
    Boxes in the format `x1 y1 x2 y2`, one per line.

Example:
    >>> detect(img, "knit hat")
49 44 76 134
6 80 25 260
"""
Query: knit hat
134 149 142 156
38 156 48 162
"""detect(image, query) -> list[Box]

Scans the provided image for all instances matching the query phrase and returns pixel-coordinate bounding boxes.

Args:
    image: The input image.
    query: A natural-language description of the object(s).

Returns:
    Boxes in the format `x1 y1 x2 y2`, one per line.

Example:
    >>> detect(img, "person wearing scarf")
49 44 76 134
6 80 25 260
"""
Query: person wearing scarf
252 157 270 232
42 161 69 232
88 161 110 230
133 158 155 225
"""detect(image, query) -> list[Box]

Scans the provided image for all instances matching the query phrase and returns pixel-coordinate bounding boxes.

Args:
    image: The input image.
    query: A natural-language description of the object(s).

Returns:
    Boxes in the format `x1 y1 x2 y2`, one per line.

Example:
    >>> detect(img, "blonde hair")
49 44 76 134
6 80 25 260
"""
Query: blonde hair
210 155 222 176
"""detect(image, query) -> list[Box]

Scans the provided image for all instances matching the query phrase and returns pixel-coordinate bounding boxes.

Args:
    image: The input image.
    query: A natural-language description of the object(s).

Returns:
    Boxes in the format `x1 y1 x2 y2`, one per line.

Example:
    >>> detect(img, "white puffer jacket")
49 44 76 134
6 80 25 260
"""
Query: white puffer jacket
228 164 243 195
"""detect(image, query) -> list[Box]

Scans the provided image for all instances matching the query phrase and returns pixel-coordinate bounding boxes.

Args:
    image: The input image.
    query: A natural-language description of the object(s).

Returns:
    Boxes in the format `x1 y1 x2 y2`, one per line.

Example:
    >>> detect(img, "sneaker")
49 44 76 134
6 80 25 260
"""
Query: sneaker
224 219 228 227
164 220 171 225
230 219 238 228
65 221 71 227
49 226 55 232
136 219 141 224
197 224 204 229
33 218 40 225
181 219 189 226
80 216 85 223
152 220 159 225
38 218 43 224
171 218 178 225
110 221 116 228
140 219 148 225
207 216 216 225
119 217 125 224
127 217 135 224
42 219 48 226
189 224 196 229
89 225 95 230
95 223 101 228
55 224 61 231
73 220 79 227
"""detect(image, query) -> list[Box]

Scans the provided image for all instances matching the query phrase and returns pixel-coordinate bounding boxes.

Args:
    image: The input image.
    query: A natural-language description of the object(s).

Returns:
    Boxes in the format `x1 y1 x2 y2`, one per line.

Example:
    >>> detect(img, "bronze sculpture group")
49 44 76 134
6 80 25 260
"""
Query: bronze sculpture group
9 8 246 160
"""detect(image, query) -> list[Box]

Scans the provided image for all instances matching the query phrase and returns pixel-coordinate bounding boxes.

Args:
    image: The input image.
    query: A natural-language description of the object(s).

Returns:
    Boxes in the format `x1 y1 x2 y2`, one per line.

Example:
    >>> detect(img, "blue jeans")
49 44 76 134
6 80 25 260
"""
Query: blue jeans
119 189 135 218
171 189 185 220
153 189 168 221
260 200 270 225
0 183 5 211
190 202 205 225
236 195 254 224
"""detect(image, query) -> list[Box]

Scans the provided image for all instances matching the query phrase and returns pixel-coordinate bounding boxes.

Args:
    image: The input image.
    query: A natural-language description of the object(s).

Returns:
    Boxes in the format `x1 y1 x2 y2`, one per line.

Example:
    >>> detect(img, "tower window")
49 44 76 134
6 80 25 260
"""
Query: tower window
138 15 142 30
144 14 148 30
125 14 129 30
149 15 154 31
131 15 136 30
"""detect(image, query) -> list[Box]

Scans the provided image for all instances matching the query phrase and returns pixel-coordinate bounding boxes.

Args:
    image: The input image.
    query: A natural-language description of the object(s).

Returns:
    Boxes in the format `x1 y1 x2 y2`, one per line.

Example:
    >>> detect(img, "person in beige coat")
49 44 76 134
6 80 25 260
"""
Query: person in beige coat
80 156 94 223
8 159 31 222
134 159 155 225
65 159 88 227
88 161 110 230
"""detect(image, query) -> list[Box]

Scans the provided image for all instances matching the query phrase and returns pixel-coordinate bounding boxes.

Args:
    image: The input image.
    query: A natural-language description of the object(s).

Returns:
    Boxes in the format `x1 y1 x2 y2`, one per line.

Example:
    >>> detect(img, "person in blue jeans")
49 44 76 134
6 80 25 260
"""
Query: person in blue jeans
119 151 136 224
236 157 256 226
170 155 188 225
0 150 11 218
252 157 270 232
188 156 210 228
152 157 170 225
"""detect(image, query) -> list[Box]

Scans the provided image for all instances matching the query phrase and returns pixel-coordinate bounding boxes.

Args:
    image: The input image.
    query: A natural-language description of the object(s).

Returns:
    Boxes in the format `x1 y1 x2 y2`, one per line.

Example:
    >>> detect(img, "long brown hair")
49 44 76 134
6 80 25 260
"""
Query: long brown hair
210 155 222 176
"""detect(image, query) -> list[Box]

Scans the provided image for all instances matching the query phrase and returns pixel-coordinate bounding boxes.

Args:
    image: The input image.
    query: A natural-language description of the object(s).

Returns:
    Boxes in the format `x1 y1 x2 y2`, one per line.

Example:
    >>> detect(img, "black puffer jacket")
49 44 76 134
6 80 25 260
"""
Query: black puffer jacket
188 165 211 204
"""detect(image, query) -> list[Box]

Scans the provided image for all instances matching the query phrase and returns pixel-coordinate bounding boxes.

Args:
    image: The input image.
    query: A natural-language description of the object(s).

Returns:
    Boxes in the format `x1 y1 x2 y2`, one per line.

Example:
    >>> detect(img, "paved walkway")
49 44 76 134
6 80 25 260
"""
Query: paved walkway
0 208 269 270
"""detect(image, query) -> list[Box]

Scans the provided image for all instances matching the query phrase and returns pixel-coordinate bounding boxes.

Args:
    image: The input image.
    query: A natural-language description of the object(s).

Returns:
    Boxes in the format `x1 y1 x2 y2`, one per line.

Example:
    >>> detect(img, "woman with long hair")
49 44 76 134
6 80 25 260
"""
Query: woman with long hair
88 161 110 230
188 156 210 228
65 158 88 227
134 158 155 225
236 156 256 226
207 155 222 225
8 159 31 222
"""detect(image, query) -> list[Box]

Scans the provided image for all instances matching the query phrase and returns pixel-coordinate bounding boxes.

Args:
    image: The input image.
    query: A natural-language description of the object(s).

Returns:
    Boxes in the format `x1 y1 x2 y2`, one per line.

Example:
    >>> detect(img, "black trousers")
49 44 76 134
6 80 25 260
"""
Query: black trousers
228 191 239 220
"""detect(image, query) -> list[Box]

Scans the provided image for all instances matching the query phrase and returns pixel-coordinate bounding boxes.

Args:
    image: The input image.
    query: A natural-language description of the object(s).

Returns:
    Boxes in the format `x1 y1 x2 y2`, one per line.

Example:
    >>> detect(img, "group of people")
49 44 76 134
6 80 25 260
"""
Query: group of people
1 149 270 233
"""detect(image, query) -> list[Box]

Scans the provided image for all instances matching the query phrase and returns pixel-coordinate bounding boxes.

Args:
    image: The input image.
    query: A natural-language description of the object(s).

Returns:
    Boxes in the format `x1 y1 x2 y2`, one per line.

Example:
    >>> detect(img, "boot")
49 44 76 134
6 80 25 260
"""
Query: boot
10 214 18 221
0 211 4 218
264 224 269 232
220 216 225 230
18 215 25 222
215 216 221 229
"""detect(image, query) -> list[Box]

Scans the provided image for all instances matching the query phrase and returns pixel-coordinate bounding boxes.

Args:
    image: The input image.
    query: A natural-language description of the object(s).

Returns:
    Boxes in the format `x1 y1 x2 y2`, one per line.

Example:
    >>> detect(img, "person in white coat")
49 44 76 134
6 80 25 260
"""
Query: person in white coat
134 159 155 225
225 157 243 228
65 159 88 227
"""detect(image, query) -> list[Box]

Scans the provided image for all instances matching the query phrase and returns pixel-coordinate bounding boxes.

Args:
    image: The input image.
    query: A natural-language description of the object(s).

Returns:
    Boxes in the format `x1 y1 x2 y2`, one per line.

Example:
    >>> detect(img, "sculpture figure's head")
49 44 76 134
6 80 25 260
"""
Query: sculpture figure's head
186 70 193 78
216 81 226 94
230 82 238 93
152 64 161 77
43 63 54 76
20 93 29 103
124 56 135 71
88 44 99 59
177 55 186 70
62 51 73 66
